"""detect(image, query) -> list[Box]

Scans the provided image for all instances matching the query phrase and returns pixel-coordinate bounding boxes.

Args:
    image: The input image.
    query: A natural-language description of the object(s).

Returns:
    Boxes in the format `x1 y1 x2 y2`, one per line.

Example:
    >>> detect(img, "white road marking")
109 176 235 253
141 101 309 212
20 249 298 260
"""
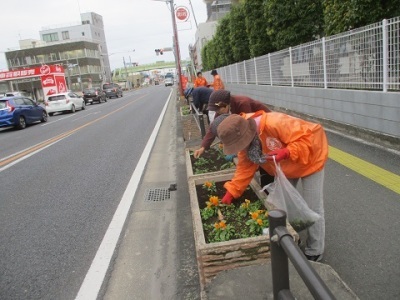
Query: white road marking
74 91 172 300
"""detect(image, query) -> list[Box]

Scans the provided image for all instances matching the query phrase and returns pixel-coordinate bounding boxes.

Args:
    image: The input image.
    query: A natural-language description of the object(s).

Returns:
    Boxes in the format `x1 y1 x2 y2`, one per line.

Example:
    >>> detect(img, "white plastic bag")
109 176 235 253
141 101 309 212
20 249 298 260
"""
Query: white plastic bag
261 159 320 232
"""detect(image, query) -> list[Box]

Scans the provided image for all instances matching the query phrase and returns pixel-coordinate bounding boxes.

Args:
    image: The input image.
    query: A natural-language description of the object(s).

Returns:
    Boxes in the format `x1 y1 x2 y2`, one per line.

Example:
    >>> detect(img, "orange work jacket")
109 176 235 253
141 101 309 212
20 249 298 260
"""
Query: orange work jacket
224 111 329 198
210 75 225 91
194 77 208 87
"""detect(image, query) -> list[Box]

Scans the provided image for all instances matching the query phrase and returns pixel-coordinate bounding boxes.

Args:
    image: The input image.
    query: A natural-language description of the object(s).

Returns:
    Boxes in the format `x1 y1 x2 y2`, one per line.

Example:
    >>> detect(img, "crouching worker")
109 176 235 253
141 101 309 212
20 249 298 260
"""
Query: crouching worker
216 112 329 262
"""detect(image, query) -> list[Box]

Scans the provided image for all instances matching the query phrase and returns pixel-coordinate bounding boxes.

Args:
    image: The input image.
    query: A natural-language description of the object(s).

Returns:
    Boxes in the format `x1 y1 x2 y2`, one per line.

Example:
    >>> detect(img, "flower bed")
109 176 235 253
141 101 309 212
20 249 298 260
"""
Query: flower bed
185 146 236 178
188 173 298 289
197 181 269 243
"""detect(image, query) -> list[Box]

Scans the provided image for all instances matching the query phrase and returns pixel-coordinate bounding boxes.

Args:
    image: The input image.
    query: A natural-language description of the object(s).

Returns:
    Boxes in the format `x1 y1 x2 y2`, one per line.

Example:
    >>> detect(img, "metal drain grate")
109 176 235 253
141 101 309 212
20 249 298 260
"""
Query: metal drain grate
144 188 171 202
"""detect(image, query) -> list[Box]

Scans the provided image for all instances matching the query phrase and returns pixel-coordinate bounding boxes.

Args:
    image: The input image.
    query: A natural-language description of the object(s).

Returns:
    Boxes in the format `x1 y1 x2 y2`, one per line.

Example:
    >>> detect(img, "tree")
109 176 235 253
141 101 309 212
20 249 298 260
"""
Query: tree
265 0 324 50
244 0 275 57
214 15 234 66
324 0 400 35
229 3 250 62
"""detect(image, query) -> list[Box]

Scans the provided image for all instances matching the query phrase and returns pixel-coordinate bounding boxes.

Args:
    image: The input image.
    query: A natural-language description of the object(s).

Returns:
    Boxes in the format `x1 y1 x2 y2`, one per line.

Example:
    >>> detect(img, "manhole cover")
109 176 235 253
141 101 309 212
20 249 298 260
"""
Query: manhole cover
144 188 171 202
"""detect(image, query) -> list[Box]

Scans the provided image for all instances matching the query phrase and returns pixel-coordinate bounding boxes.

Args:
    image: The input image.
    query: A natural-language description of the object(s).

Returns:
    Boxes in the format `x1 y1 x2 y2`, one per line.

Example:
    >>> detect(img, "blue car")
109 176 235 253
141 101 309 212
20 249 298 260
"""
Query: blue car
0 96 48 130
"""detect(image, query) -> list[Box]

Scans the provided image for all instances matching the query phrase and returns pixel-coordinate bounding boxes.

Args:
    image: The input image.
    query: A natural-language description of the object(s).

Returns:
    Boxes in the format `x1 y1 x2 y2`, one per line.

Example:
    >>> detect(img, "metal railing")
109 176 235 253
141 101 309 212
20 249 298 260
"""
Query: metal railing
189 100 207 138
205 17 400 93
268 209 336 300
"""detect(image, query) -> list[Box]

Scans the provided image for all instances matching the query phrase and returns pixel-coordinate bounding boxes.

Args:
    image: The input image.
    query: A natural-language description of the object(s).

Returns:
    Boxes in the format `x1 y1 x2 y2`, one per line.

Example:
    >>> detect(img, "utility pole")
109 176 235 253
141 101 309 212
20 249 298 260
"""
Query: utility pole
169 0 184 98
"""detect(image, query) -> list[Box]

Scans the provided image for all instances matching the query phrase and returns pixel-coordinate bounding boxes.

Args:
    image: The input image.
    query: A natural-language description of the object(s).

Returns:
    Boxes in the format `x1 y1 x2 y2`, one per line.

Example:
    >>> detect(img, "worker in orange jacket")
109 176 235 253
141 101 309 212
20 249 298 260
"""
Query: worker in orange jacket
216 111 329 262
193 71 208 88
209 69 225 91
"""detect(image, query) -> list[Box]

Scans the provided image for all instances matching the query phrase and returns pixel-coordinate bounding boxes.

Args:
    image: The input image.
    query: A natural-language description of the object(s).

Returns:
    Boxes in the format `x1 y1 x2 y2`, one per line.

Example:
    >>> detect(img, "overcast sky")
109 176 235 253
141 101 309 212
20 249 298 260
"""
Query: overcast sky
0 0 208 71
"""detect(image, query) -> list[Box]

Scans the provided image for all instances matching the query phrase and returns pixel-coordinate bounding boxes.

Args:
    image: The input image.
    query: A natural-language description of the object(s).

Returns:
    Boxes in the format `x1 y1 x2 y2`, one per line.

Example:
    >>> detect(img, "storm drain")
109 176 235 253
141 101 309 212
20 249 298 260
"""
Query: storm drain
144 187 171 202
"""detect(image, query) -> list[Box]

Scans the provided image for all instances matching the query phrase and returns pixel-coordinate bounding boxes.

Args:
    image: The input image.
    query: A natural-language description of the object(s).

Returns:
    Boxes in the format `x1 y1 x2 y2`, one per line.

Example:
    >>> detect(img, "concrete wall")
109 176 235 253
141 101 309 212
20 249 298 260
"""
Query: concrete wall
226 84 400 151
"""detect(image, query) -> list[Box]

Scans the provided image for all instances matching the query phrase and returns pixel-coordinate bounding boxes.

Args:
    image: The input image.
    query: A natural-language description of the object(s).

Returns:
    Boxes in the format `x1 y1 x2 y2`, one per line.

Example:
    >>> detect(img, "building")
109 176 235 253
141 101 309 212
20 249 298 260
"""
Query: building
1 12 111 100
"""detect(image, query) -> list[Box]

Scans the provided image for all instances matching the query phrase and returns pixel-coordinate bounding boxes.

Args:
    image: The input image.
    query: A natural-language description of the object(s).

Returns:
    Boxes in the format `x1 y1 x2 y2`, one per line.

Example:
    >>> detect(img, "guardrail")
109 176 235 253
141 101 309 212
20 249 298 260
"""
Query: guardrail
268 209 336 299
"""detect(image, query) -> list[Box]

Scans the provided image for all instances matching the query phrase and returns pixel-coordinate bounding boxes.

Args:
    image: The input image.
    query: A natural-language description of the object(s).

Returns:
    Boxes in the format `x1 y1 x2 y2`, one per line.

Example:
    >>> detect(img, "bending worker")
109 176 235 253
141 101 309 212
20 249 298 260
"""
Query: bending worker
193 89 274 187
184 87 213 120
216 112 329 262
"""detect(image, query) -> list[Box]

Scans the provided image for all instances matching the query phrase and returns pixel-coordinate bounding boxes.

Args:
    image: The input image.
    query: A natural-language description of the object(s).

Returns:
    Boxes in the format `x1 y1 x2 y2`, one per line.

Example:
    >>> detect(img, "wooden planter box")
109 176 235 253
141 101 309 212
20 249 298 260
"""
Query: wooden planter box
180 107 209 142
185 148 236 178
188 173 299 290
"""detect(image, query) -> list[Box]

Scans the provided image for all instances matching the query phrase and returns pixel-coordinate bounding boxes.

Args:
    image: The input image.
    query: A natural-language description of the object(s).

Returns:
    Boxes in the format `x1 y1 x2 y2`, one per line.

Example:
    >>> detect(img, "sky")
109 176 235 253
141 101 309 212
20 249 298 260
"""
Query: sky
0 0 208 71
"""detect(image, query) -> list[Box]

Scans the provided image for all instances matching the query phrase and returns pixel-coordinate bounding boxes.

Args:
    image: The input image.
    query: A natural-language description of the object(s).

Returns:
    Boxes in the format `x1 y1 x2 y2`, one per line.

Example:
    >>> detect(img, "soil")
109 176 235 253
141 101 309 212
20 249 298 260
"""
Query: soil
189 147 235 175
196 181 268 243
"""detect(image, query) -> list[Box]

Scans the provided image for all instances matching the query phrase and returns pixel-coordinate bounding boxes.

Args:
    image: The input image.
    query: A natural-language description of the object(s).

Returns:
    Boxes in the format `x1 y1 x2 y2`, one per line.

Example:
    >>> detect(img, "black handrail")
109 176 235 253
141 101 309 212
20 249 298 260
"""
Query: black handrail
268 209 336 300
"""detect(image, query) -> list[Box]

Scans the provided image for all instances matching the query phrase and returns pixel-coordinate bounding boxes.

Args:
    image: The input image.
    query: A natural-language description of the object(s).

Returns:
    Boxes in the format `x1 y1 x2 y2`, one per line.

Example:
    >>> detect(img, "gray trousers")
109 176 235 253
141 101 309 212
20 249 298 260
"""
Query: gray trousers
289 168 325 256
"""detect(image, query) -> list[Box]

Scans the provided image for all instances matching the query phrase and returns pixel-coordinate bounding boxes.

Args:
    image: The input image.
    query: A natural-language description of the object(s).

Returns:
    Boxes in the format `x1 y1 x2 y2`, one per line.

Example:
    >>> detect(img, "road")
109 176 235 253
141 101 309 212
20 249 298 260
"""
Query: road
0 87 171 300
0 86 399 300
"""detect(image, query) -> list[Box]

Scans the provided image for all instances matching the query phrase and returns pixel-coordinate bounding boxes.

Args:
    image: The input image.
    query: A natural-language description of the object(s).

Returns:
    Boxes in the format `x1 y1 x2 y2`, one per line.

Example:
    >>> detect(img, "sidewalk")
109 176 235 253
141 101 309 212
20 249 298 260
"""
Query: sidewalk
102 90 359 299
102 91 200 299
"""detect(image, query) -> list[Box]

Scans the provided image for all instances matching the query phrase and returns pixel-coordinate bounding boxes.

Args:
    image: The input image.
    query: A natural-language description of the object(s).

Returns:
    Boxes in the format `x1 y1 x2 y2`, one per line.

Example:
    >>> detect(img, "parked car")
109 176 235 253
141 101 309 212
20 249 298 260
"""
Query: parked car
82 87 107 104
4 91 33 98
45 92 85 116
0 96 47 129
164 77 174 87
102 83 123 98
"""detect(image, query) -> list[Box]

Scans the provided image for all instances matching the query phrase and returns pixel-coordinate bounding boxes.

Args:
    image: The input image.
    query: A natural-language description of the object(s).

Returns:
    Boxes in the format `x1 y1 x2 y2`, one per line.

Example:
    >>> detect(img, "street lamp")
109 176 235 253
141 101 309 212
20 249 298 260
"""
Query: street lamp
100 50 135 83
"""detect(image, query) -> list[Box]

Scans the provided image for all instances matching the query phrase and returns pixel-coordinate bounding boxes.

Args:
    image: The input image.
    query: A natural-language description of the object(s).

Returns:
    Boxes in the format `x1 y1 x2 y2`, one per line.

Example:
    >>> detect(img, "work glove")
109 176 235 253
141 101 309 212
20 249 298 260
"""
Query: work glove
224 154 237 162
267 148 290 163
221 191 234 205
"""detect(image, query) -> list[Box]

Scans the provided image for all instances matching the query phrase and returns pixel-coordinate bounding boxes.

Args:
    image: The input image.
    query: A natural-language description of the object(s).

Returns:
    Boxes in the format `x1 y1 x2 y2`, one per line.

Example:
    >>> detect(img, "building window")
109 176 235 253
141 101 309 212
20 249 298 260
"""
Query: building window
42 33 59 42
82 32 85 36
62 31 70 40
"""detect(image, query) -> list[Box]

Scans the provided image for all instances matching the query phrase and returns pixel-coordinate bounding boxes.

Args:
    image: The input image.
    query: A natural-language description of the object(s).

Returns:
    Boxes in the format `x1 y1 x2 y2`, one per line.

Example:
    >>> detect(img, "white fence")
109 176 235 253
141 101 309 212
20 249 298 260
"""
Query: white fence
206 17 400 93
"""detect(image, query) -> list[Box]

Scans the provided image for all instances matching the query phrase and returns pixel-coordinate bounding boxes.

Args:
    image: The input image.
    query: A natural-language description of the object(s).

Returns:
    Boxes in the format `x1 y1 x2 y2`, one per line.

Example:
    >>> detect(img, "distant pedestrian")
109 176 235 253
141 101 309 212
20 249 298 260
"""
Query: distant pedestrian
209 69 225 91
194 71 208 88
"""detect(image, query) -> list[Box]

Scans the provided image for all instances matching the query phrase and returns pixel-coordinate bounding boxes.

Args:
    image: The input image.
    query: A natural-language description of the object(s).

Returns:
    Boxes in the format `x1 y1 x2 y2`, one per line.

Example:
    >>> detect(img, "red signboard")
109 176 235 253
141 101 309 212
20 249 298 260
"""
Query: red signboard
175 6 189 22
0 65 64 80
0 64 67 100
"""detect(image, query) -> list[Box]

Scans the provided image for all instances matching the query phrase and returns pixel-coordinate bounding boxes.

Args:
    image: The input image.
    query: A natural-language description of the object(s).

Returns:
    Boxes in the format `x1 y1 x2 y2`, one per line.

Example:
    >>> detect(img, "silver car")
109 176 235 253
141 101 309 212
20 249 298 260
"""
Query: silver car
45 92 85 116
164 78 174 87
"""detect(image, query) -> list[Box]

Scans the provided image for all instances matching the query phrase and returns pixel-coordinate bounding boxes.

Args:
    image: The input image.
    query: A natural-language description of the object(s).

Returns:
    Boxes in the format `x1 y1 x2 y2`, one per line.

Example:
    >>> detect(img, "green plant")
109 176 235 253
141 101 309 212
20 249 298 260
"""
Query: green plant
203 181 217 194
209 221 236 242
199 193 269 243
181 105 190 115
200 196 220 221
190 149 235 175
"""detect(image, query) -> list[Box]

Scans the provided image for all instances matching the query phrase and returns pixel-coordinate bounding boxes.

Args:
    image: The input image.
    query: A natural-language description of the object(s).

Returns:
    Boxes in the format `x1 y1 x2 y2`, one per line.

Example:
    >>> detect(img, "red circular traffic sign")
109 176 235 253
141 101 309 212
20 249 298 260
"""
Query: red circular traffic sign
175 6 189 22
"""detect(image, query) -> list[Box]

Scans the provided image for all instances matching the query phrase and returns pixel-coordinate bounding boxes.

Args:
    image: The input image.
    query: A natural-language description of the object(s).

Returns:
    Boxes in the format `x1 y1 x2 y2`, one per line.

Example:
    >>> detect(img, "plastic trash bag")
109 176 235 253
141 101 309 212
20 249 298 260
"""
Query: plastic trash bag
261 159 320 232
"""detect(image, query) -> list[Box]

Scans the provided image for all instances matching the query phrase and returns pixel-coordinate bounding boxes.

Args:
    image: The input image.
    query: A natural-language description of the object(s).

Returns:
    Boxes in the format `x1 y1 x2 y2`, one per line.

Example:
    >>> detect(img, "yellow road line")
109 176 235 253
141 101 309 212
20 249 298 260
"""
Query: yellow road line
329 146 400 195
0 97 145 168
